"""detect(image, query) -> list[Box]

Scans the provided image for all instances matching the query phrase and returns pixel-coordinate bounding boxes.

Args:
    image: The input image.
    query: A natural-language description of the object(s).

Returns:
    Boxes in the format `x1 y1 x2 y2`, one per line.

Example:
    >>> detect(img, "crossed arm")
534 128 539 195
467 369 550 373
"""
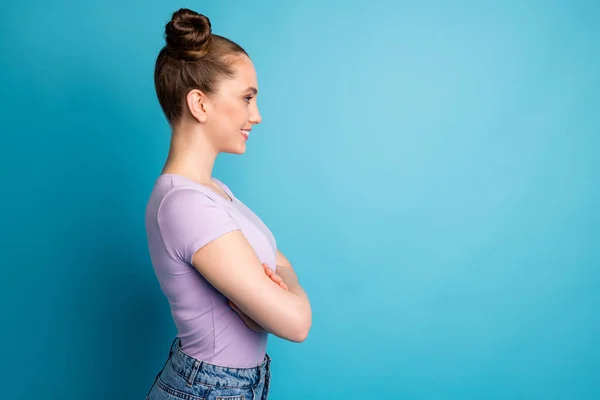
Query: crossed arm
229 249 311 337
191 229 312 342
275 250 309 307
161 189 311 342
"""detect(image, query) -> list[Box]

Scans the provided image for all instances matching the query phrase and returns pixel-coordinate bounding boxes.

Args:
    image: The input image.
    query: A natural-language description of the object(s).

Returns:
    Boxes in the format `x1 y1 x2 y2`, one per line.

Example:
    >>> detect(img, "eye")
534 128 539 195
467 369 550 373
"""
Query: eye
244 95 254 104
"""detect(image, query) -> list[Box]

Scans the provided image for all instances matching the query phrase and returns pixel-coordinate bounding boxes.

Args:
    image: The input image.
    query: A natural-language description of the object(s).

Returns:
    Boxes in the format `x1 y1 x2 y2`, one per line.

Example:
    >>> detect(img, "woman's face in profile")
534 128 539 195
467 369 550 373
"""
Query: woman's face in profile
206 56 263 154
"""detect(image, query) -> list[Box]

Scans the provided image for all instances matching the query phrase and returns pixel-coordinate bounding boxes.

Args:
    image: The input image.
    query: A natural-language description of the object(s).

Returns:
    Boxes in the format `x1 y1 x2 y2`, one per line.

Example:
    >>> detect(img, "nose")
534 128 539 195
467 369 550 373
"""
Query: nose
249 103 262 125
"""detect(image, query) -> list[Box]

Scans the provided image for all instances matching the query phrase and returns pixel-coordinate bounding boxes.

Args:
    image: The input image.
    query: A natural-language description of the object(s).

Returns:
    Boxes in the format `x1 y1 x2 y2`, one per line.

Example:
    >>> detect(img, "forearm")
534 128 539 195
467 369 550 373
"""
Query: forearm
276 264 311 334
275 250 310 304
230 256 310 340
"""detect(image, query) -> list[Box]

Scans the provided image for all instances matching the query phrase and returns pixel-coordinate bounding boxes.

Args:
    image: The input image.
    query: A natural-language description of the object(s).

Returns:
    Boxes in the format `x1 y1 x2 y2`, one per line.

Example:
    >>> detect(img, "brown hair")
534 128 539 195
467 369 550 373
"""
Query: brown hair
154 8 249 125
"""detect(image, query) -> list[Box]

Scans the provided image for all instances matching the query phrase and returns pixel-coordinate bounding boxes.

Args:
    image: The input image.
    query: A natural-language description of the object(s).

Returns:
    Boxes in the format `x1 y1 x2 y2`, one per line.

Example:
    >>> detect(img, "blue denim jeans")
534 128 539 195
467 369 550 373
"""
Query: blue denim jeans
146 338 271 400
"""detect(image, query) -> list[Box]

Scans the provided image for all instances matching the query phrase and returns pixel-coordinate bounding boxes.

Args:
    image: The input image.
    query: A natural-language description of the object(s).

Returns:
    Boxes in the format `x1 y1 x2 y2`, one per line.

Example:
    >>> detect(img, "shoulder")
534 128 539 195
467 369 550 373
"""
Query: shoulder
158 187 220 220
156 186 239 260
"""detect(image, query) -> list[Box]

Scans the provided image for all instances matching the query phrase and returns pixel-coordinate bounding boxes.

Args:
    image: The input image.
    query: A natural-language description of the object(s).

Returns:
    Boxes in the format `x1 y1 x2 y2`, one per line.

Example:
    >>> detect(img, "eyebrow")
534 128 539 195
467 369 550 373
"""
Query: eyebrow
244 87 258 95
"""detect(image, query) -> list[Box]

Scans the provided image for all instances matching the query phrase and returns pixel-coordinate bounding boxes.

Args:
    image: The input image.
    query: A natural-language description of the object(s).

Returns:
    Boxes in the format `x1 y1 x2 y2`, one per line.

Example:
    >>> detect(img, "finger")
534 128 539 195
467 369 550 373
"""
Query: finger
263 265 273 276
229 300 241 313
271 274 283 284
230 302 264 332
280 282 289 291
230 303 254 326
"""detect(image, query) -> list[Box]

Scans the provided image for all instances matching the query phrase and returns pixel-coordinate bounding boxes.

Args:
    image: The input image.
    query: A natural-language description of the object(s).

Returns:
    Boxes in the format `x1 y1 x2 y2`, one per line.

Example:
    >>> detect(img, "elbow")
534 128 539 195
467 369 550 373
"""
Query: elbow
290 324 310 342
288 307 312 343
267 293 312 342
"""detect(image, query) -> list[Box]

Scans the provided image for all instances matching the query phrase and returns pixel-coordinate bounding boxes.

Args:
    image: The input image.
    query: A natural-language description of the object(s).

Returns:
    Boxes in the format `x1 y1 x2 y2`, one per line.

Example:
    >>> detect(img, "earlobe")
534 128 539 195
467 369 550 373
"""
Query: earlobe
196 100 207 122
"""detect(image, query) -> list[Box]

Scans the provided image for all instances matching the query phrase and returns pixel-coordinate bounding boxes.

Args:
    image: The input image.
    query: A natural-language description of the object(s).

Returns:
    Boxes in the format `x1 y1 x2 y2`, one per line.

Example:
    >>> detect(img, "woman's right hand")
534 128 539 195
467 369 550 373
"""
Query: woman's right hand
229 263 288 332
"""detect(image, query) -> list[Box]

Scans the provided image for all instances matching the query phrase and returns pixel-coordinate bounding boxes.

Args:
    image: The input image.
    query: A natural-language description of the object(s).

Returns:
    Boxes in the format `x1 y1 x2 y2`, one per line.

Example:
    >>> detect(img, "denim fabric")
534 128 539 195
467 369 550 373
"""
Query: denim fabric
146 338 271 400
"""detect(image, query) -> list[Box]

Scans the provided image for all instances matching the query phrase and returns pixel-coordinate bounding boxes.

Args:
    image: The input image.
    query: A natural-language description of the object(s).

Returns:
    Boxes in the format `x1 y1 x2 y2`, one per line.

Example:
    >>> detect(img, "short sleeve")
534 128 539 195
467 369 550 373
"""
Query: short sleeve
157 188 240 264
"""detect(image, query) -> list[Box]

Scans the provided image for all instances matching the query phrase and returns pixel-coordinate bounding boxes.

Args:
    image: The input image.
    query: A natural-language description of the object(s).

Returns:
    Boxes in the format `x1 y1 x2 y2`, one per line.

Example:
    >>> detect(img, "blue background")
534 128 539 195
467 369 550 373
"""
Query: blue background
1 1 598 399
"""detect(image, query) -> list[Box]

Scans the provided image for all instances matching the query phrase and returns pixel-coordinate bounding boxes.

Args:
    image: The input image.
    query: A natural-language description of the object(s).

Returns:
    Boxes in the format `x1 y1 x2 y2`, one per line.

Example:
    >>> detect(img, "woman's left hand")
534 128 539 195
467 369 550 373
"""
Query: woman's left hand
263 264 288 291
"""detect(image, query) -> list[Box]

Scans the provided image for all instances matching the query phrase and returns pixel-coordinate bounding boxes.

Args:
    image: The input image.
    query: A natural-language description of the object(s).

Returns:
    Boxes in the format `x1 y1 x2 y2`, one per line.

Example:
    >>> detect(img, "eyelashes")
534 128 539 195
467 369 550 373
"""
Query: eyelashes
244 95 254 103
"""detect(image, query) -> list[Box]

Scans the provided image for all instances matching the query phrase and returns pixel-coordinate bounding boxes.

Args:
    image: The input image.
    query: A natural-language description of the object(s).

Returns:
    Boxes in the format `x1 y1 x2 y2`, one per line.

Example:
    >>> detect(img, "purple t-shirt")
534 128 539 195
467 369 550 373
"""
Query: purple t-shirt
145 174 277 368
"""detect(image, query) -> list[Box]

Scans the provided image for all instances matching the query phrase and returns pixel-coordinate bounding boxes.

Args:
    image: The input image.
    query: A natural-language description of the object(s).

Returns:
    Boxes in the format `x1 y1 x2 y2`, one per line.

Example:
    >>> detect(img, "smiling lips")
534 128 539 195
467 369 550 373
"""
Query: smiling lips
240 129 251 140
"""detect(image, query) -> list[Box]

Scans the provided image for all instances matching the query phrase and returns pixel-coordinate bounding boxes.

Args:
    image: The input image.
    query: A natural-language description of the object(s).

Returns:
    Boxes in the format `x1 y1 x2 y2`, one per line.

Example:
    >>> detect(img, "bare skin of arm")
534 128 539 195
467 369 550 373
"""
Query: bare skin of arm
232 252 311 334
191 230 312 342
275 250 310 308
231 253 311 336
229 263 288 332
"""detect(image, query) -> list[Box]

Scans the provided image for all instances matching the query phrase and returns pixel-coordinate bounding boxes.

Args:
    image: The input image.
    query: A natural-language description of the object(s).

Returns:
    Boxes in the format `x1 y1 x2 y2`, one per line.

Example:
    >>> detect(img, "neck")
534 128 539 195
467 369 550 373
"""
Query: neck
161 124 218 185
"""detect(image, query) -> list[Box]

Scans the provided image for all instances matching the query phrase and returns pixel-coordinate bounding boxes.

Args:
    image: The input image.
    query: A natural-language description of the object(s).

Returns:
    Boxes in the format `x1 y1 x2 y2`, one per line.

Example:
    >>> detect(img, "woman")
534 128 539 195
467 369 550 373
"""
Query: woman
144 8 312 400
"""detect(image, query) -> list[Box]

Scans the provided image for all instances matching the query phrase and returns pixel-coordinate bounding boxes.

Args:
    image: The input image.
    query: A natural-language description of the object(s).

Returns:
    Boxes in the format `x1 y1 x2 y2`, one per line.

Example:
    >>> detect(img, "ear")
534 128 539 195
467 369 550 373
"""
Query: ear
186 89 209 123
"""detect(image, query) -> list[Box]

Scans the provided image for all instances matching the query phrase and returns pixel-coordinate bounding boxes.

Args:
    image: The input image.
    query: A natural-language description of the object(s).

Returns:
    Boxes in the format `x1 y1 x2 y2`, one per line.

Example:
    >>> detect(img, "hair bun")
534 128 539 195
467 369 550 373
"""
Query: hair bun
165 8 212 59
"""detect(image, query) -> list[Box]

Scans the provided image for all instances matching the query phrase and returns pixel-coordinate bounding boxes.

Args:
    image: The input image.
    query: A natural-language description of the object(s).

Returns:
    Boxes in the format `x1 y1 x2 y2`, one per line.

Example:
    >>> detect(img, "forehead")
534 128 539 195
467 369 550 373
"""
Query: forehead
220 56 258 93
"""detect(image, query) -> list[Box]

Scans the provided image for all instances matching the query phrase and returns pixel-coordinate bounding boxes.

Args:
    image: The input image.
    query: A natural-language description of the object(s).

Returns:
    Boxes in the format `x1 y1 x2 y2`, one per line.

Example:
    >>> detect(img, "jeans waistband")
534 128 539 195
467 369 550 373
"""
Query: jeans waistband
167 337 271 388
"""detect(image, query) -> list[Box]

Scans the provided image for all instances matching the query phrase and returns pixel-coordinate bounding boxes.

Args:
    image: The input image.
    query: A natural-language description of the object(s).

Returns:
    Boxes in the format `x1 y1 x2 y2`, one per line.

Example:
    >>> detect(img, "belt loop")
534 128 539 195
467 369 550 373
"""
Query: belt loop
263 354 271 380
265 353 271 383
187 360 202 387
256 363 264 387
169 337 178 356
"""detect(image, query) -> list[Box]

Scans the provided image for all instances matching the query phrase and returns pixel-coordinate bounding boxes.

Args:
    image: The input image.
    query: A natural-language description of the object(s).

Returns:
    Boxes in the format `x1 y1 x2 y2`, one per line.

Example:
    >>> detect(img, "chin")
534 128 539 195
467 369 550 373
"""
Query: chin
224 144 246 155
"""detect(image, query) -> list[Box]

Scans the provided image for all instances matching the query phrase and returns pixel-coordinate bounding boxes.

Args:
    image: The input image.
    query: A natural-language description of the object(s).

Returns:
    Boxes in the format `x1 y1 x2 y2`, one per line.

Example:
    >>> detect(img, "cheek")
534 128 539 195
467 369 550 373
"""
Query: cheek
227 106 249 128
212 102 248 134
222 106 248 124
